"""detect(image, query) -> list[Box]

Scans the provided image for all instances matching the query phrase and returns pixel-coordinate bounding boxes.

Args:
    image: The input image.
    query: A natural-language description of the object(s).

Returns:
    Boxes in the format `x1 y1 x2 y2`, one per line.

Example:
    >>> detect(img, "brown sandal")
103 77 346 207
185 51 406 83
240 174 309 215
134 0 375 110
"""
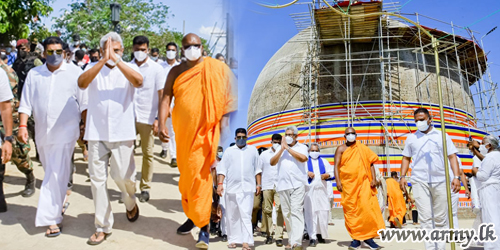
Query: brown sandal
87 232 111 245
126 204 139 222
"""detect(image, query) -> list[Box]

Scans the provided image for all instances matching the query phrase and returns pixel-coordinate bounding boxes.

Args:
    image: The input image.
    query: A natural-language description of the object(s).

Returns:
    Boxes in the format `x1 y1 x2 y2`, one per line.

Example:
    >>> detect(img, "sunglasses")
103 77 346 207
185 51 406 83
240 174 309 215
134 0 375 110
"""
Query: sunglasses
183 44 201 50
345 132 356 135
236 136 247 140
46 49 64 56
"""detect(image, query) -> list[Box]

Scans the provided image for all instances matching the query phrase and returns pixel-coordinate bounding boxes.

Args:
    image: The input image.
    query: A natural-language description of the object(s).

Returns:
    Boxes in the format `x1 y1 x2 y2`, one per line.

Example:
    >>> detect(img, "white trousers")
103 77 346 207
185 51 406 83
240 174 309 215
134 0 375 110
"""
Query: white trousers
305 210 329 239
35 143 74 227
220 185 227 235
226 192 254 245
479 184 500 250
413 181 448 250
88 140 137 233
451 190 459 229
279 186 306 247
161 117 176 158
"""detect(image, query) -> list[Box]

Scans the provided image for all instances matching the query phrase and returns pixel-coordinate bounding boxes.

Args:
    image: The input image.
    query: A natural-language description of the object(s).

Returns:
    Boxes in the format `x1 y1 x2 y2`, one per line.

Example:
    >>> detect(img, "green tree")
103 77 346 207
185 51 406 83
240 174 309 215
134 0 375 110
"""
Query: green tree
0 0 53 43
53 0 171 53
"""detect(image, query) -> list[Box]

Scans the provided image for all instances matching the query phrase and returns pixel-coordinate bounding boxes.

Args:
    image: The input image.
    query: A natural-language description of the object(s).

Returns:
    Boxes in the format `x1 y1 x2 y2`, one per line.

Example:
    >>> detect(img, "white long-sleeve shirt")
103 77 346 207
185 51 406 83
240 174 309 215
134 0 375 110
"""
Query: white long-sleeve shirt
82 62 141 142
132 58 165 125
217 144 261 194
276 142 309 192
260 148 278 191
0 69 13 148
477 151 500 189
19 62 87 147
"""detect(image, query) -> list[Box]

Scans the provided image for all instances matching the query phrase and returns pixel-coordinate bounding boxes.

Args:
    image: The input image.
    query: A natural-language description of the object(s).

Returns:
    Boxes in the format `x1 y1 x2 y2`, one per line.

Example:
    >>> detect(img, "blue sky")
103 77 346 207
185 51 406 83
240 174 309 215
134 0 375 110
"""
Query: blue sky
232 0 500 133
41 0 227 54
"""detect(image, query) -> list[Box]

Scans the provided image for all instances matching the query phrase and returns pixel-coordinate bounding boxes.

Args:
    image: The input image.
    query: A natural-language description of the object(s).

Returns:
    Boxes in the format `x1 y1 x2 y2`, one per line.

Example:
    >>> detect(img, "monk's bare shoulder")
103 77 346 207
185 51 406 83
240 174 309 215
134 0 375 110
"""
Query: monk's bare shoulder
336 144 347 154
169 62 188 82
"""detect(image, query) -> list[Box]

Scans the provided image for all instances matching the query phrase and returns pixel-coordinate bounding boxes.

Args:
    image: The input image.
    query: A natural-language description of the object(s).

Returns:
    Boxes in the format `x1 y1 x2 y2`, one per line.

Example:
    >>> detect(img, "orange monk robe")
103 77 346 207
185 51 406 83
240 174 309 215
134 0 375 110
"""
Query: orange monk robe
172 57 238 227
339 142 386 240
386 178 407 226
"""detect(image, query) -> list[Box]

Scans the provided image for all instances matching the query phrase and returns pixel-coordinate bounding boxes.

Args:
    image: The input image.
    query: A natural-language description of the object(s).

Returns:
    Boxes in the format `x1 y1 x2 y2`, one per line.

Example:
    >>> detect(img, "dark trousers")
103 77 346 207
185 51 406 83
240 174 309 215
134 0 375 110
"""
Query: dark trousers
0 150 7 212
412 210 418 223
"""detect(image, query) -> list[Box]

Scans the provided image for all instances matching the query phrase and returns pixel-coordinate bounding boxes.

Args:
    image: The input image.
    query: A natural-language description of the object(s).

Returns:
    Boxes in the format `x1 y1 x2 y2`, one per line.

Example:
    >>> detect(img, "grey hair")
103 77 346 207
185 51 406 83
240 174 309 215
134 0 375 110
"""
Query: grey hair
285 125 298 135
484 135 500 150
100 32 123 48
309 142 320 152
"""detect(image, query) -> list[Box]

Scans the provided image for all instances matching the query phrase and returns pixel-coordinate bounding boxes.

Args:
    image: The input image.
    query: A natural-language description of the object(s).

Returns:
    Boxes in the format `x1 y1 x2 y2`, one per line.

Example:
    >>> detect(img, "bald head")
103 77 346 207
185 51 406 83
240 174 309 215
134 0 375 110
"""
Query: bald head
182 33 202 48
345 127 356 135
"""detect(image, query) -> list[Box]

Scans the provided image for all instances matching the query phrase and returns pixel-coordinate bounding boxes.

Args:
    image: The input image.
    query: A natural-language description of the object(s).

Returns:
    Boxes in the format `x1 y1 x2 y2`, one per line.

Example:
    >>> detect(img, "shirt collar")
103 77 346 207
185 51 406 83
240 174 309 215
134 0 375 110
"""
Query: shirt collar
133 57 150 67
416 126 437 135
42 61 67 73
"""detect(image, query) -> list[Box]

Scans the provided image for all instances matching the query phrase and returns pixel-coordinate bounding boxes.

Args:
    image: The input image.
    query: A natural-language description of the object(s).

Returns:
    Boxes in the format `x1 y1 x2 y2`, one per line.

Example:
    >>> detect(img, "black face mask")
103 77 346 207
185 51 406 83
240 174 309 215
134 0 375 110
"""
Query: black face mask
90 56 99 63
18 50 27 59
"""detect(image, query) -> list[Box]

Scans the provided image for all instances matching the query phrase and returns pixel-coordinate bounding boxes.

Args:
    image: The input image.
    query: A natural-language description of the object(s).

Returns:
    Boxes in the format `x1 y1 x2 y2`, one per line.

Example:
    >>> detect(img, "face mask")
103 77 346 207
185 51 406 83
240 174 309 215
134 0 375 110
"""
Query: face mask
0 52 4 56
167 50 177 60
217 151 223 159
416 120 430 132
310 151 320 159
18 50 27 59
236 138 247 147
272 143 280 151
346 134 356 142
150 56 158 61
81 48 87 52
107 54 121 67
479 145 488 155
184 46 201 61
134 51 148 62
46 53 64 66
5 47 12 53
90 56 99 63
285 136 294 145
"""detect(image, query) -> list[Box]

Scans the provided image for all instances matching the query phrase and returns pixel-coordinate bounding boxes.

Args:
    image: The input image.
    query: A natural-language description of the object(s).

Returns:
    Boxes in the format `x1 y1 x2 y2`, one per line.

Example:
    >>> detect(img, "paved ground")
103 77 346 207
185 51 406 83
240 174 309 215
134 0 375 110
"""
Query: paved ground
0 139 484 250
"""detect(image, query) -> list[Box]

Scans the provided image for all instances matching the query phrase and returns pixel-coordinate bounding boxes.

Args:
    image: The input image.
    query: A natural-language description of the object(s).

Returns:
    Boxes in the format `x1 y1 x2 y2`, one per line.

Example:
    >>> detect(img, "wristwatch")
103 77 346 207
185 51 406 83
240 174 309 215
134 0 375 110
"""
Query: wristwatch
114 57 122 65
4 135 14 143
453 176 461 180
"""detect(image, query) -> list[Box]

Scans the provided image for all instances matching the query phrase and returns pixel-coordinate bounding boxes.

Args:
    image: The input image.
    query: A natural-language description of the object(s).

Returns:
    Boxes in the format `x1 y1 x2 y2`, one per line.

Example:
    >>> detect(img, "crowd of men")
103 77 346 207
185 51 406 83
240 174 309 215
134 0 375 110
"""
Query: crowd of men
0 31 499 250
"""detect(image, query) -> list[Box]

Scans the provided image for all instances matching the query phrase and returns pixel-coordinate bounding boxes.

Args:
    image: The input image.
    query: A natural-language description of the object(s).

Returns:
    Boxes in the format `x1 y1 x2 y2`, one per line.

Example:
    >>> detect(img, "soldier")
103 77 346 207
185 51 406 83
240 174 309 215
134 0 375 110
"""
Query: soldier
0 57 35 197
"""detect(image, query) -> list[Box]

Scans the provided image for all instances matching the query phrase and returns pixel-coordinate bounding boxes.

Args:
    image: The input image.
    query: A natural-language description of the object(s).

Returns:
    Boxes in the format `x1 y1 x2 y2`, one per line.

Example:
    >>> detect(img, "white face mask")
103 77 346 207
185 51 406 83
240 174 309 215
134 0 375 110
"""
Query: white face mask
285 136 294 145
217 151 223 159
416 120 430 132
106 54 121 67
166 50 177 60
272 143 280 151
310 151 320 159
134 51 148 62
346 134 356 142
184 46 201 61
479 144 488 155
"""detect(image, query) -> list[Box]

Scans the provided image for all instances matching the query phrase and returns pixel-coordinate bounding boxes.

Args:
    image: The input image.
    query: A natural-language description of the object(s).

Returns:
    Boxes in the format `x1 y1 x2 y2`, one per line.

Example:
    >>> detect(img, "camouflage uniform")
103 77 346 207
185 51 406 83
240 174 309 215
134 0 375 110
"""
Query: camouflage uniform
0 65 33 175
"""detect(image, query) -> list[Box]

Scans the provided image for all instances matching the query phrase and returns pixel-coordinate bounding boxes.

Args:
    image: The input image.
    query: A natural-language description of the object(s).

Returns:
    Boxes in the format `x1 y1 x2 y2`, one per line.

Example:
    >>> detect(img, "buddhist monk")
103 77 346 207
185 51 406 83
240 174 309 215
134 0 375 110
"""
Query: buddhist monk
386 171 407 228
334 127 385 250
158 33 237 249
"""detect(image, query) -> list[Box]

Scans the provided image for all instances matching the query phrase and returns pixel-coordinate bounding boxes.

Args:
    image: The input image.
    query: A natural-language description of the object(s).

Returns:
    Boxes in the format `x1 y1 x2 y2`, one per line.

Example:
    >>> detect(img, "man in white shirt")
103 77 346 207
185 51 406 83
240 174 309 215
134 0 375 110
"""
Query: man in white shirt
0 68 13 213
270 125 309 250
17 36 87 237
78 32 143 245
217 128 262 250
260 133 285 246
158 42 179 166
400 107 461 250
304 143 333 247
131 36 166 203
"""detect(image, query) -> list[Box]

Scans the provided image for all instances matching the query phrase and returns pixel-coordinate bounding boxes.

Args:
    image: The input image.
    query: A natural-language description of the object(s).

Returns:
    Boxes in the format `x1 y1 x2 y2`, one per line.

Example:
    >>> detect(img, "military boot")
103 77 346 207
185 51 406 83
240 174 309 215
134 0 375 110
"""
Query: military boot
22 170 35 197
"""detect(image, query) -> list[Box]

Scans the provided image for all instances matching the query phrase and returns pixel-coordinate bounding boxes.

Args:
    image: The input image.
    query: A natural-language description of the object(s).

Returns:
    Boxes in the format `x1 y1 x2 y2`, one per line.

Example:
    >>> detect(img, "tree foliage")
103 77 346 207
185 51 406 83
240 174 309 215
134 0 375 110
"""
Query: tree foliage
53 0 211 59
0 0 54 43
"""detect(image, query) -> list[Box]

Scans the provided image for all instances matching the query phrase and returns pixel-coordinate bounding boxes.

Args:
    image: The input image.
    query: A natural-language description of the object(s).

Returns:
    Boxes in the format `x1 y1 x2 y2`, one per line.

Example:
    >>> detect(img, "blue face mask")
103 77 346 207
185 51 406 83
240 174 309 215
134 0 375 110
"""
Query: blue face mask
5 47 12 53
217 151 223 159
236 138 247 147
46 53 64 66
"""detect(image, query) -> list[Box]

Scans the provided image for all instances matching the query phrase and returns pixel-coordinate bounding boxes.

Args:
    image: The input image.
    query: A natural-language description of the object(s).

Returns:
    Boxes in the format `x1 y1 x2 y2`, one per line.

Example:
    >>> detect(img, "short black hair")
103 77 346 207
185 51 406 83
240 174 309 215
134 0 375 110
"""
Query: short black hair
215 53 224 59
80 43 87 48
218 146 223 151
272 134 282 141
151 48 160 54
75 50 85 60
89 49 99 55
414 107 430 118
235 128 247 136
258 147 267 155
391 171 398 178
166 42 178 50
132 35 149 47
62 42 69 51
42 36 63 50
